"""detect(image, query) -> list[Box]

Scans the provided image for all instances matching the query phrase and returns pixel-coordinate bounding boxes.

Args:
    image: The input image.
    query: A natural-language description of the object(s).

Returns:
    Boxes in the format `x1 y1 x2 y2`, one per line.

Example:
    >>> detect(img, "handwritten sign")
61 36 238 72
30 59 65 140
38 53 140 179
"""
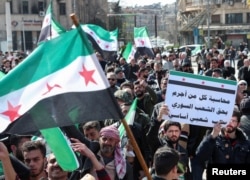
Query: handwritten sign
165 71 237 127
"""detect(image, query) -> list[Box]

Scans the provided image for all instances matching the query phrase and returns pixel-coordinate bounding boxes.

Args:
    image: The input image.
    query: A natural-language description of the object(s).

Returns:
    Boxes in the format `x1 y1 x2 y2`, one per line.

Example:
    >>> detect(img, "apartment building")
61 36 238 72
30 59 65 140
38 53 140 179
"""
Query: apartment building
178 0 250 49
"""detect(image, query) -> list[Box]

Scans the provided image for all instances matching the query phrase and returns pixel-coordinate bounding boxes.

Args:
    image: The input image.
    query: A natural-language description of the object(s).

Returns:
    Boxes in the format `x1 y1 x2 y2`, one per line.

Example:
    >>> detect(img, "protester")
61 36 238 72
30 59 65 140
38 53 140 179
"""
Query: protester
46 153 69 180
80 125 133 180
81 121 101 141
195 110 250 179
22 140 48 180
0 142 19 180
133 79 158 117
152 146 180 180
71 138 111 180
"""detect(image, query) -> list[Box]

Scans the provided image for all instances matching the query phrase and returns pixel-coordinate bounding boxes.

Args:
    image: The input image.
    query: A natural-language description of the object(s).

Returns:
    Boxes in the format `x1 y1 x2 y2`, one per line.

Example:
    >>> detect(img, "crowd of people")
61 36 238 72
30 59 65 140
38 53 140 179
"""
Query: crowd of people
0 42 250 180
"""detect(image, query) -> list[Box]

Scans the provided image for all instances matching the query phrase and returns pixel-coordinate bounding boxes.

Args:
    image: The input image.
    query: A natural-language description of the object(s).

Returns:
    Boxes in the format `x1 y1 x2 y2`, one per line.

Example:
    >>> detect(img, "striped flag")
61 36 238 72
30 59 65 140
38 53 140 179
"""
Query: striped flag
134 27 154 58
122 42 136 63
118 98 137 139
0 26 123 135
37 0 66 44
81 24 118 52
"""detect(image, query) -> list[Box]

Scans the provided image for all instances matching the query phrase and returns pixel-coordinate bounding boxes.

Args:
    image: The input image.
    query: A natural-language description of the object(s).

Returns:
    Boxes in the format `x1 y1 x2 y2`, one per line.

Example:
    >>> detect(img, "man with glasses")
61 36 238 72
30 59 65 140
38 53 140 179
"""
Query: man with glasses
106 72 119 95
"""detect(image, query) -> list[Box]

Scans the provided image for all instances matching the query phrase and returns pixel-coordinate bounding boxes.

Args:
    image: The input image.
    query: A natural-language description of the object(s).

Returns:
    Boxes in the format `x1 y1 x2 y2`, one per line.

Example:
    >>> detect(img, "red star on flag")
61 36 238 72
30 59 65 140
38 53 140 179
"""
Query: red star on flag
182 78 186 81
45 17 49 25
79 65 97 86
1 101 21 122
105 44 109 49
42 83 62 95
202 81 205 85
97 40 101 44
221 84 224 88
90 31 94 35
140 39 145 46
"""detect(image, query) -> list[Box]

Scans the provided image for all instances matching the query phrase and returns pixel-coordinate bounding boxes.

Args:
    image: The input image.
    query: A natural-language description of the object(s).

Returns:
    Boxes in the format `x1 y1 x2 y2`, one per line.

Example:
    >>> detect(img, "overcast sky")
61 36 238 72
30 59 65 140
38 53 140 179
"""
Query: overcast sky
108 0 176 7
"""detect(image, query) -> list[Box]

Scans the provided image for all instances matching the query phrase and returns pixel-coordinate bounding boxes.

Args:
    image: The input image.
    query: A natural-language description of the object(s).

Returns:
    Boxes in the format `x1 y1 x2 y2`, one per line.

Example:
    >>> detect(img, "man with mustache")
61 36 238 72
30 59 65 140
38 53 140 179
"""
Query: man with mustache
196 109 250 178
86 125 133 180
22 140 48 180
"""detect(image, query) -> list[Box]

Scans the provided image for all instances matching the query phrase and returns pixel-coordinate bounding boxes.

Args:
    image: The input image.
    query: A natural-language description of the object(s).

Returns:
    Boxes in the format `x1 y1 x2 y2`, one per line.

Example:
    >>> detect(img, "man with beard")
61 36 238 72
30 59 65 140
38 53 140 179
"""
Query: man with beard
87 125 133 180
195 110 250 178
155 121 189 179
9 134 32 162
133 79 157 117
22 140 48 180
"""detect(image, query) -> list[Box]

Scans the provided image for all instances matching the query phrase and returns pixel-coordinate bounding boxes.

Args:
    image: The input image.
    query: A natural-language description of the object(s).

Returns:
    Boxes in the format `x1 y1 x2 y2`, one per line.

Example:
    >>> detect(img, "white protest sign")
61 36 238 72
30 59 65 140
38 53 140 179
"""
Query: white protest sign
165 71 237 127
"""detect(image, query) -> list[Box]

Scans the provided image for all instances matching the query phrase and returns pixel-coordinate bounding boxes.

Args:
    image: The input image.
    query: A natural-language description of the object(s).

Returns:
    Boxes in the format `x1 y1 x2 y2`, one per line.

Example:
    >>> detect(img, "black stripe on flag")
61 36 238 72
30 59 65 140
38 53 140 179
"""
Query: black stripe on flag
169 80 235 94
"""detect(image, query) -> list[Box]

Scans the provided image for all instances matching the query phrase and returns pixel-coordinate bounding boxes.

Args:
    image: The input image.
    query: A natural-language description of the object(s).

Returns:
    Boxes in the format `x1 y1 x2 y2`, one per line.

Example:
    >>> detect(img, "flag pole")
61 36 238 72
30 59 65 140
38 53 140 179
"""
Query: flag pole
70 13 152 180
121 118 152 180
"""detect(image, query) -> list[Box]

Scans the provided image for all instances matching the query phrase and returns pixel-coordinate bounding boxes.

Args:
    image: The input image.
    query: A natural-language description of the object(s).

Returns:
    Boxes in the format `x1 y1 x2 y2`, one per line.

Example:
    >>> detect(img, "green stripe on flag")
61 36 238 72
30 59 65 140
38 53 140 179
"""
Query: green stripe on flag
122 42 132 62
83 24 118 42
40 127 79 171
169 70 237 85
134 27 150 38
118 98 137 138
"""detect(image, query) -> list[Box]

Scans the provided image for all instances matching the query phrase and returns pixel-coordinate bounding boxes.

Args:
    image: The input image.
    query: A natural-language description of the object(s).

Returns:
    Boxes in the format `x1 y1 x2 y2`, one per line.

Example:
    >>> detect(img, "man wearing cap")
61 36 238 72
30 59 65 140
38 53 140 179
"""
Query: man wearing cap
114 67 128 87
89 125 133 180
152 146 180 180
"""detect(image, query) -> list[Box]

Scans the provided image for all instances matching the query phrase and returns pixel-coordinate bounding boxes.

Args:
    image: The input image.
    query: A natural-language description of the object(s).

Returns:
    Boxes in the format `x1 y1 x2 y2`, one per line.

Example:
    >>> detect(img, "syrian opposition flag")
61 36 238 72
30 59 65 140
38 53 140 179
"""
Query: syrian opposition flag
81 24 118 52
134 27 155 58
37 0 66 44
122 42 136 63
0 27 123 135
118 98 137 140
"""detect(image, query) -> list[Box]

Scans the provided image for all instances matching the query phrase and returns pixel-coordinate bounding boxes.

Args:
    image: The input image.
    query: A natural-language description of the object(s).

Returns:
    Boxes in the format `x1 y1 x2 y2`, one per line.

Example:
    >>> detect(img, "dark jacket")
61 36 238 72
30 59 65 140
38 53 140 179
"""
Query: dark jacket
196 128 250 164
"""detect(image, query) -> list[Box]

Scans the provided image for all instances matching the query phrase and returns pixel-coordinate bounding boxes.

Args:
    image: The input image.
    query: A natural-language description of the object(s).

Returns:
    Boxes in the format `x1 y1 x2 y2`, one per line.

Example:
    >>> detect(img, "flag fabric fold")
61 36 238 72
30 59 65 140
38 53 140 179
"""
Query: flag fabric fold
118 98 137 139
40 127 79 171
134 27 155 58
37 0 66 44
0 27 123 135
122 42 136 63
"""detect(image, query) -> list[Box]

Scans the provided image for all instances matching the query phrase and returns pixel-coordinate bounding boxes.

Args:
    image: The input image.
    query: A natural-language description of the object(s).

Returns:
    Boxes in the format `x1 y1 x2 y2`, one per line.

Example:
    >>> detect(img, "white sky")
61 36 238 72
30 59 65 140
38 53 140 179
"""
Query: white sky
108 0 176 7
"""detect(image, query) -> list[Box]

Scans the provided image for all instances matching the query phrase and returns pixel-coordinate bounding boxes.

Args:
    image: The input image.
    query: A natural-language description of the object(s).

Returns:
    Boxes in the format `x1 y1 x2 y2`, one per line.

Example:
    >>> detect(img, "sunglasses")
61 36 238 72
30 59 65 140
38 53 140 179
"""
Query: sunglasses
239 83 247 86
108 78 116 81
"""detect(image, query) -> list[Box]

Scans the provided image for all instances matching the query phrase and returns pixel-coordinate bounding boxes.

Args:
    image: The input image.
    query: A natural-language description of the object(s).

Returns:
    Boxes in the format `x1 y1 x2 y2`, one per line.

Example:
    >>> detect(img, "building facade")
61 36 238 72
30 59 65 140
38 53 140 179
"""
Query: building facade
178 0 250 49
0 0 108 53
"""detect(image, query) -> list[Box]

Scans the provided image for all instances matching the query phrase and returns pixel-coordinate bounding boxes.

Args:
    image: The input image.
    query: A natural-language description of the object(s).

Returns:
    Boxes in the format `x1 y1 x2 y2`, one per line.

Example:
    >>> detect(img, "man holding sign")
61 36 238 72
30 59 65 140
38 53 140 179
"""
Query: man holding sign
164 70 238 180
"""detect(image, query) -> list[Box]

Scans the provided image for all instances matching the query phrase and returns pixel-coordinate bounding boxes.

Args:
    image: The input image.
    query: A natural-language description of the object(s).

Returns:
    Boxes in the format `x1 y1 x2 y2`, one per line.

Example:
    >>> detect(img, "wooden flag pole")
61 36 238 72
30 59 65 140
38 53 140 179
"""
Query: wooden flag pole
121 118 152 180
70 13 152 180
70 13 79 27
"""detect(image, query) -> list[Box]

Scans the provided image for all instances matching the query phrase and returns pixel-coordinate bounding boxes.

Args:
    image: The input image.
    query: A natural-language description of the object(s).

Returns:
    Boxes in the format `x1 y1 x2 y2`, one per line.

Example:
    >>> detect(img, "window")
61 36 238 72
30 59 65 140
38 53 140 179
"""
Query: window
211 15 220 24
59 3 66 15
22 1 29 14
225 13 242 24
38 1 45 12
247 13 250 23
24 31 33 51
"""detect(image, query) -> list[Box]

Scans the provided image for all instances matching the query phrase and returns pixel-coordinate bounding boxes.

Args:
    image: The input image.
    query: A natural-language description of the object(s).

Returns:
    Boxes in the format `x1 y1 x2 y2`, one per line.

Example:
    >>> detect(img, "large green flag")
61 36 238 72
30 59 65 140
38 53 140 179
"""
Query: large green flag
118 98 137 138
0 26 124 169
